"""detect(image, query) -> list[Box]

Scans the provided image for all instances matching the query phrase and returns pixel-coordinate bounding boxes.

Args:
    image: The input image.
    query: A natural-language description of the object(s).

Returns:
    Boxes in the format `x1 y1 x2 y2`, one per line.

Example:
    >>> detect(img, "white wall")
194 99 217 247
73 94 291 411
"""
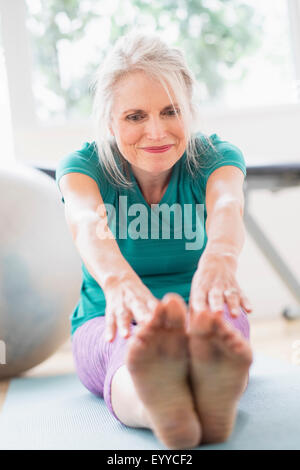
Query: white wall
200 103 300 163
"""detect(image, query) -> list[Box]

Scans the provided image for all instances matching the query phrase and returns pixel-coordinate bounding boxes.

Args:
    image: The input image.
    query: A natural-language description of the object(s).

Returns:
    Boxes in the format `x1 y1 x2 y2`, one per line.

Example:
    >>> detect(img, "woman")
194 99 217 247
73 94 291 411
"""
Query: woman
56 30 253 450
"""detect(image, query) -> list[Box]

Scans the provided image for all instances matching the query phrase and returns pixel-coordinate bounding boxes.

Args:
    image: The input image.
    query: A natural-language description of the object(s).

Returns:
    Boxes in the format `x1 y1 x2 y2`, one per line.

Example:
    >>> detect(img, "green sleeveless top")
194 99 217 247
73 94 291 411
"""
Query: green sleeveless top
55 133 247 336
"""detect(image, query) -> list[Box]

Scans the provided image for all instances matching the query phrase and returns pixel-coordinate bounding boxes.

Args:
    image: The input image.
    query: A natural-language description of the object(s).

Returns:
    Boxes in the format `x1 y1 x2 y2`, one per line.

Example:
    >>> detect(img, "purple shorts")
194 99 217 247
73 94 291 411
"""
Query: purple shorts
71 304 250 424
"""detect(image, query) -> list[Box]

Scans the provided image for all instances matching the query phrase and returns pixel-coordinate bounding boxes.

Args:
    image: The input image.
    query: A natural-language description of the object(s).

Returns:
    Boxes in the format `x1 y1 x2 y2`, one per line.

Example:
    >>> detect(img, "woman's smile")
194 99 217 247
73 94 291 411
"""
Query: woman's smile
140 144 174 153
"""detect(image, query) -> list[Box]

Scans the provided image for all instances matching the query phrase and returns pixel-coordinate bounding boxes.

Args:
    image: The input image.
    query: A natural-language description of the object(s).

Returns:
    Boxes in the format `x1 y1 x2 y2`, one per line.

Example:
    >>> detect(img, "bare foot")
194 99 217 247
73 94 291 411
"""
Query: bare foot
125 293 201 450
187 309 253 443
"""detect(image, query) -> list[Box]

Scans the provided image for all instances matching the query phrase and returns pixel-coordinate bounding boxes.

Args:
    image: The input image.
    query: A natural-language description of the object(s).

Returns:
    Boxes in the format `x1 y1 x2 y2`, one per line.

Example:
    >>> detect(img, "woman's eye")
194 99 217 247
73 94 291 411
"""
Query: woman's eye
166 108 180 116
127 114 144 121
126 109 180 121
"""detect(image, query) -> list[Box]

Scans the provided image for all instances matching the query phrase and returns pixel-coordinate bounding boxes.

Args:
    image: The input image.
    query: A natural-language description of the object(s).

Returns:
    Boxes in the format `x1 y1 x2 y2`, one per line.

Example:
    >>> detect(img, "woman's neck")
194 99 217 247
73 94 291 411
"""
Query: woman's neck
131 164 173 205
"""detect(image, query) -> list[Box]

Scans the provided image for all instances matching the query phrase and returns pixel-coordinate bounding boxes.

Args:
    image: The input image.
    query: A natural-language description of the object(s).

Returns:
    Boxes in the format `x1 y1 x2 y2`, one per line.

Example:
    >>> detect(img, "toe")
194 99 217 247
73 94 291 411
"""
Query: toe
193 311 216 337
162 294 187 329
148 301 166 329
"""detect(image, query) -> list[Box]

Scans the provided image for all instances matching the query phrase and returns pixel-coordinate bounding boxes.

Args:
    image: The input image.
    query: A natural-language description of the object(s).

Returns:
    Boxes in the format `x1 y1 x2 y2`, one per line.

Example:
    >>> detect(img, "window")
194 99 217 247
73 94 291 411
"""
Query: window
217 0 297 109
23 0 299 123
1 0 299 165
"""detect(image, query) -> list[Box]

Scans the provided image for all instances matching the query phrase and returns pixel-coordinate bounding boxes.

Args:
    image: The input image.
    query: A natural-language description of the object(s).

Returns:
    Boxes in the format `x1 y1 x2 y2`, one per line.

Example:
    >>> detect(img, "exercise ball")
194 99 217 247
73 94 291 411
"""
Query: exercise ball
0 163 82 379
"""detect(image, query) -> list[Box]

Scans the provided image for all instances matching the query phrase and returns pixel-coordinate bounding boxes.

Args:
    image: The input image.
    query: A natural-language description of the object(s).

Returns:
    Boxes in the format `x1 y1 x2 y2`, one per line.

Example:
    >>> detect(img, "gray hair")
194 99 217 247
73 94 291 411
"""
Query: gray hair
90 30 217 190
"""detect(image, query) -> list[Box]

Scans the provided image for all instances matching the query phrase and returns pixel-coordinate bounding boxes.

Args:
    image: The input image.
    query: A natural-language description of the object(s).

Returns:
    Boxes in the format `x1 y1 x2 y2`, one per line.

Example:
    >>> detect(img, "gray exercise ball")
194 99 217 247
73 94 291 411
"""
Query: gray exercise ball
0 163 82 379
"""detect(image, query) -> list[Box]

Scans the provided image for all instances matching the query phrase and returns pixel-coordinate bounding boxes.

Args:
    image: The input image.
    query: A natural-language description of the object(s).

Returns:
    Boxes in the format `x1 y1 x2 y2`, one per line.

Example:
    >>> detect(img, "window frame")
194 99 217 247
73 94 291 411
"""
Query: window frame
0 0 299 164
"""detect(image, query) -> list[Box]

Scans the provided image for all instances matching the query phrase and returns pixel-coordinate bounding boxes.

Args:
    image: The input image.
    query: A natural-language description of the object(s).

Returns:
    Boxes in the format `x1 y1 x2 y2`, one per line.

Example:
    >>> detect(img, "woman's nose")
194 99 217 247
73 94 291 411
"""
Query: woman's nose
144 116 167 140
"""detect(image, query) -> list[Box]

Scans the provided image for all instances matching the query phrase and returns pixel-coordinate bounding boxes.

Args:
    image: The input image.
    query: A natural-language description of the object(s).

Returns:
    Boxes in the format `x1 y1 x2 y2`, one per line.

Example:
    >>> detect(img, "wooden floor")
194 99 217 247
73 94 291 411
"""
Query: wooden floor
1 316 300 413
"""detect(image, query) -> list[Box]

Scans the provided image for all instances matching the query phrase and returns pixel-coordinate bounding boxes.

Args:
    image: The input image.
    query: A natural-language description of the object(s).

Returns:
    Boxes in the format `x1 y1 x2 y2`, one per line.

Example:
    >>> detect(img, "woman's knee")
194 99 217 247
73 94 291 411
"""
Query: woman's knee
223 303 250 341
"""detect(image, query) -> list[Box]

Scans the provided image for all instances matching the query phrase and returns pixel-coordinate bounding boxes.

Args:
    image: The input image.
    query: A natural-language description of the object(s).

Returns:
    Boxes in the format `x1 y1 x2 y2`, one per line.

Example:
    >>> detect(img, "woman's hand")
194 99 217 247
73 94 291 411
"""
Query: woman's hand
189 252 253 318
103 271 160 342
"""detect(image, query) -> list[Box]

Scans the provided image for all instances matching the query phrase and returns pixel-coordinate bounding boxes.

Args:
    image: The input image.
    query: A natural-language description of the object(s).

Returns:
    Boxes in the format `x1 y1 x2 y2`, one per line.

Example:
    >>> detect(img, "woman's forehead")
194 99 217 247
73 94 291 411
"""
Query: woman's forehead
112 72 177 112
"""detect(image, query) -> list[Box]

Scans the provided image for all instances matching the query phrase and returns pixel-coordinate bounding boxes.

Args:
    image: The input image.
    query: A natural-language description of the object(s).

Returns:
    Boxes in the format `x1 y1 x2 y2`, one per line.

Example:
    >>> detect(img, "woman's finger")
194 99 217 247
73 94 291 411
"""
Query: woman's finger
115 307 132 338
146 298 160 316
129 297 154 324
240 294 253 313
105 313 117 342
224 288 241 317
190 292 209 315
208 287 224 314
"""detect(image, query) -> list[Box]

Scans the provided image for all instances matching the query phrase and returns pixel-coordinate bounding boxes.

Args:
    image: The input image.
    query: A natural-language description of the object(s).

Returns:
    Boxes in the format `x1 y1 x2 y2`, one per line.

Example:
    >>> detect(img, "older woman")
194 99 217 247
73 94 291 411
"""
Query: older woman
56 31 253 450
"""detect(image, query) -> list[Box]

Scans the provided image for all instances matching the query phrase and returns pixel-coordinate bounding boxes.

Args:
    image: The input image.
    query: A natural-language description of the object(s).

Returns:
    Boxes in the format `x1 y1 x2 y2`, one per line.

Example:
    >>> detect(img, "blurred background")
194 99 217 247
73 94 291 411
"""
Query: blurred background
0 0 299 332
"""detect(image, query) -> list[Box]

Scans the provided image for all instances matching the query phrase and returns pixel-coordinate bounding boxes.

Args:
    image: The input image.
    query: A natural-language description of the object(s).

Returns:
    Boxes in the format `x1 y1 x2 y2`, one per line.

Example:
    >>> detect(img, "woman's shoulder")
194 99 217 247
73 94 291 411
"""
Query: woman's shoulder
69 140 99 162
189 132 247 187
56 141 100 170
193 131 242 156
55 141 111 202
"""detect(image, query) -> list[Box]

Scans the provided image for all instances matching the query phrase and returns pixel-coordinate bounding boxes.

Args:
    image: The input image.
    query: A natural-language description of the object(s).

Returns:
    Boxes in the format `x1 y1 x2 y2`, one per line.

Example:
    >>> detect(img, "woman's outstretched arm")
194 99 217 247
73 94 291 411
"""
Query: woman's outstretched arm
189 165 253 317
59 172 161 340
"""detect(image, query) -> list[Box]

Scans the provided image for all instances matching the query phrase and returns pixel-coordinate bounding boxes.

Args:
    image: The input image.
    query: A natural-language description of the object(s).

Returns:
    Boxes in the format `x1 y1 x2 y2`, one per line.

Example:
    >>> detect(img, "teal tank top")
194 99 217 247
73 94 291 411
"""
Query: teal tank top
55 133 247 336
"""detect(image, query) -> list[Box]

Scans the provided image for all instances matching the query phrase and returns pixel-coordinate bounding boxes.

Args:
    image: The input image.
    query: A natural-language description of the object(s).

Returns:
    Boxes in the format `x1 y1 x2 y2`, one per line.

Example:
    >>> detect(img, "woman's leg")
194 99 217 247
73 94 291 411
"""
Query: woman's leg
71 316 150 427
71 300 202 450
222 303 250 341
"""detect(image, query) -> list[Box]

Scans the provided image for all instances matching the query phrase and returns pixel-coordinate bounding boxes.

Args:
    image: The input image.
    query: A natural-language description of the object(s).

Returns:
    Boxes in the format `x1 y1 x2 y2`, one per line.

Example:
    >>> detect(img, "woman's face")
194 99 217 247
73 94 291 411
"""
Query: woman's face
110 71 187 174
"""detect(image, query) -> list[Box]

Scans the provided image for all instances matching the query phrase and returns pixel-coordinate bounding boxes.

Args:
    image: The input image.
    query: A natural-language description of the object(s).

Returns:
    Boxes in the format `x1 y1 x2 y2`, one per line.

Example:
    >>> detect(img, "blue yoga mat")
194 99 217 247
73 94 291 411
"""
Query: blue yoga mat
0 352 299 450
